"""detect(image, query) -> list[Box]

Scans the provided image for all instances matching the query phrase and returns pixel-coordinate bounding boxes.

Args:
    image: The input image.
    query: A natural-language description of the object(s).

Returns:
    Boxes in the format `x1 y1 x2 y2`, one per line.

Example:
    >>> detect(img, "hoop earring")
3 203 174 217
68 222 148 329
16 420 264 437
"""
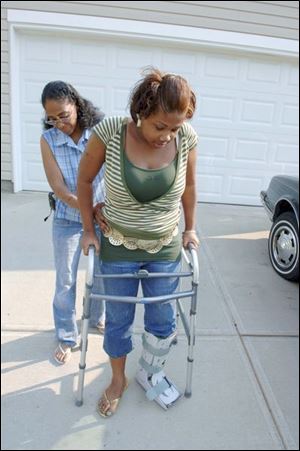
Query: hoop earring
136 114 142 127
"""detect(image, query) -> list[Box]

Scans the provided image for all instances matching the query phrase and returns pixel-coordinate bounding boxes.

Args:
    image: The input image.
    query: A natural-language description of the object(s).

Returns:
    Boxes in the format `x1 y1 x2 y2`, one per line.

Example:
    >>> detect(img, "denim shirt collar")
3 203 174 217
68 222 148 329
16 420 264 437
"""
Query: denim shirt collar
54 128 90 151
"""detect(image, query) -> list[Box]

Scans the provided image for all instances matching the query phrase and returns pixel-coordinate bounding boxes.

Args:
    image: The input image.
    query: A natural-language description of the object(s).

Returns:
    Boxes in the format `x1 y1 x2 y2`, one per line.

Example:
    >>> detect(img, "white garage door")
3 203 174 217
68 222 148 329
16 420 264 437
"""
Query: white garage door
19 30 299 205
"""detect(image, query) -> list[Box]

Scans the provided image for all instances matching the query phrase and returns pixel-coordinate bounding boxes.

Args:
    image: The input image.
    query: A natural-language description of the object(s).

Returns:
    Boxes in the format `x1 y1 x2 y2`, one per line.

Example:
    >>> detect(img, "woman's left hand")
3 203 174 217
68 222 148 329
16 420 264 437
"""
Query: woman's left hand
93 202 109 233
182 230 199 249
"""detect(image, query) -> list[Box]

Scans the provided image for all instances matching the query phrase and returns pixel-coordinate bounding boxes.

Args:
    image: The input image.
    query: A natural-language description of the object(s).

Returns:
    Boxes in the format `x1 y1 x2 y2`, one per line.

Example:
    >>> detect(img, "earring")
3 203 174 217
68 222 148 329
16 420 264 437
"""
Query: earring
136 114 141 127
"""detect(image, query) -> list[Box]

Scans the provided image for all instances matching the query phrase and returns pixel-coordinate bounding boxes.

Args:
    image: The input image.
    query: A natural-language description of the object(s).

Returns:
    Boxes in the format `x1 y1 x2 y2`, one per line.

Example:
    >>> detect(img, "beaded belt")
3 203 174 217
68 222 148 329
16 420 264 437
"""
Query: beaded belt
103 225 179 254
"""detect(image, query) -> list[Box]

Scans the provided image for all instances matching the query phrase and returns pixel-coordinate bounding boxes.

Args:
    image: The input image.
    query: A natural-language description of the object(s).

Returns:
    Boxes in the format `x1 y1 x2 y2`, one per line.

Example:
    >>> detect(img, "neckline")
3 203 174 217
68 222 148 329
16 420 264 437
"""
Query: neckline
124 145 178 173
119 118 182 205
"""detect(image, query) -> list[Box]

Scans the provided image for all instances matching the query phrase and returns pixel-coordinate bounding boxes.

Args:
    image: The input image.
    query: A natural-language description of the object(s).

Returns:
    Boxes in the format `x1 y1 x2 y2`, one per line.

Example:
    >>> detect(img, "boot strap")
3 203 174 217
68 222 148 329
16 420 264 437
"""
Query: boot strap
142 334 170 356
138 357 163 374
146 378 170 401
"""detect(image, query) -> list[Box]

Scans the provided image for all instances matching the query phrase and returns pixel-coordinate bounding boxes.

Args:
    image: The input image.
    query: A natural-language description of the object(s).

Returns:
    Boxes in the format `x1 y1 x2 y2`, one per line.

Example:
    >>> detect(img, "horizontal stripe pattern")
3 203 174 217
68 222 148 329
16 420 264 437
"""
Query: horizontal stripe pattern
93 116 197 240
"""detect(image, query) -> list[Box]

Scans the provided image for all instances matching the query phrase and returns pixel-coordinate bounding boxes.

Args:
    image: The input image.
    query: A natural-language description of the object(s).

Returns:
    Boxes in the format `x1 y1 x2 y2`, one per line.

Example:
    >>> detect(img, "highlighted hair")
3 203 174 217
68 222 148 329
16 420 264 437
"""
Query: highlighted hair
129 67 196 123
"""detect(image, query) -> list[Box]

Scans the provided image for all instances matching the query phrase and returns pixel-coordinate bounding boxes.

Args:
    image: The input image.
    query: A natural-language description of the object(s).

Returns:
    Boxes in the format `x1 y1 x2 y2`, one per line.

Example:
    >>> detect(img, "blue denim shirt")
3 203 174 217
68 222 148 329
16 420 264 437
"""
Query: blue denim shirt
42 127 105 223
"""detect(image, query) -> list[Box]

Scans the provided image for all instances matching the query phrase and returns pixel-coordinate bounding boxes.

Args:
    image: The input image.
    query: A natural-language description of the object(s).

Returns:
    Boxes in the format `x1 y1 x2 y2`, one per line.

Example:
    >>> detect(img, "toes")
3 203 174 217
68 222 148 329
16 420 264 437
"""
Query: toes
98 396 110 416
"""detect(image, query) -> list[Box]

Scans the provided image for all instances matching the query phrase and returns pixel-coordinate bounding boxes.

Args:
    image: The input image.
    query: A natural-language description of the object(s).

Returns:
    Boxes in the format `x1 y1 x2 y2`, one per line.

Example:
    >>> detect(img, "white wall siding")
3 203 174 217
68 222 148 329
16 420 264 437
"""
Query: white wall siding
2 1 299 39
1 5 11 182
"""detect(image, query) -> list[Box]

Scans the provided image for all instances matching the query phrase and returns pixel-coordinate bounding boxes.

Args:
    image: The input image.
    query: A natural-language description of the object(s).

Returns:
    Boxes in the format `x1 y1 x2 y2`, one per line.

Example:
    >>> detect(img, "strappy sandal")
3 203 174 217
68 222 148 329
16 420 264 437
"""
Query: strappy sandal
97 379 129 418
54 343 72 365
96 320 105 335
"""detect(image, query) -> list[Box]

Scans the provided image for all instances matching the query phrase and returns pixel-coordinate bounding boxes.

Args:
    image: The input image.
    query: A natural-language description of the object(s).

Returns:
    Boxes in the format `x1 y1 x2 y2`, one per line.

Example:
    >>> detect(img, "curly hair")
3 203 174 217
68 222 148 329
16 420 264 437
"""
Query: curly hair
41 81 104 130
129 67 196 123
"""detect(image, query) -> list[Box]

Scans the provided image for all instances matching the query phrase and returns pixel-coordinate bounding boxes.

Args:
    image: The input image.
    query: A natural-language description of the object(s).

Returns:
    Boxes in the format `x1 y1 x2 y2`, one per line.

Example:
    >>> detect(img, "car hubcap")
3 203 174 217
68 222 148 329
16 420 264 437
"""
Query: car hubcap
273 225 297 269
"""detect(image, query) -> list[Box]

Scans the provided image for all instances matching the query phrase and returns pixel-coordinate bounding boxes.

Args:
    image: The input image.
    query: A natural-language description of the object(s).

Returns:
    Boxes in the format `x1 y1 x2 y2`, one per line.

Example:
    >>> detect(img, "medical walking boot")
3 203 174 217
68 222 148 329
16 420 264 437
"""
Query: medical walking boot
135 331 182 410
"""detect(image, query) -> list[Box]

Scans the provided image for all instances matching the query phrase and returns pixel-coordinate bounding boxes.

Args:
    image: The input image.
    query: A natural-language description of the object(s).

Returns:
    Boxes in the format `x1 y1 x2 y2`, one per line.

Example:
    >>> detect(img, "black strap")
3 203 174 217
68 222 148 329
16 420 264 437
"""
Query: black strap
44 209 53 222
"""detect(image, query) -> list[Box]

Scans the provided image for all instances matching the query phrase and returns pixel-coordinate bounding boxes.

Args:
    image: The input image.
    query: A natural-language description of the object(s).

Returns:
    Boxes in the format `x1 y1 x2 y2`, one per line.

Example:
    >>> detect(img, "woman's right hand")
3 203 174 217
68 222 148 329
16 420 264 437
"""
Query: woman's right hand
93 202 109 233
81 231 100 256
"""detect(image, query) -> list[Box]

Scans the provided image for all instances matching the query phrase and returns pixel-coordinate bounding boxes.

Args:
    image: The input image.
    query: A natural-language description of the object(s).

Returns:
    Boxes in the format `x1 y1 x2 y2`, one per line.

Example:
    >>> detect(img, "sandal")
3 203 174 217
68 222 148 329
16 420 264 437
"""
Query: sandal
54 343 72 365
96 320 105 335
97 379 129 418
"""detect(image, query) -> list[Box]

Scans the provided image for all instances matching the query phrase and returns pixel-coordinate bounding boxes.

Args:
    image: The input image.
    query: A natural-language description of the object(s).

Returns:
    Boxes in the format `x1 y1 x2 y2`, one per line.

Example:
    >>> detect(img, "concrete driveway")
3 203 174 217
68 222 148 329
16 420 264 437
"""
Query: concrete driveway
1 191 299 450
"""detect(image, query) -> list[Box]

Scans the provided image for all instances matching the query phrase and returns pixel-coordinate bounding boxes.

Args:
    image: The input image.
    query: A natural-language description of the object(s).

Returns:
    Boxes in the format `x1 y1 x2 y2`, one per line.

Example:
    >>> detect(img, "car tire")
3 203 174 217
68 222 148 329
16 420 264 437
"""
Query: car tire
268 212 299 281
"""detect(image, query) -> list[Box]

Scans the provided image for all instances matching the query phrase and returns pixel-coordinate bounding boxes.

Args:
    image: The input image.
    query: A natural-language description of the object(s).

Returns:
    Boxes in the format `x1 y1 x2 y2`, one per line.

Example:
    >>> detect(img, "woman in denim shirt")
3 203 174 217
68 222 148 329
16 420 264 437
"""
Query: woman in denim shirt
40 81 105 364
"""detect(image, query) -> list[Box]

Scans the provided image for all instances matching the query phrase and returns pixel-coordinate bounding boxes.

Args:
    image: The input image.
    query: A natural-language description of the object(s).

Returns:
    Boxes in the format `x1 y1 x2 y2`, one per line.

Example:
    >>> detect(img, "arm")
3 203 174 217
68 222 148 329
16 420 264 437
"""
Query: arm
40 137 79 209
77 132 106 255
181 147 199 249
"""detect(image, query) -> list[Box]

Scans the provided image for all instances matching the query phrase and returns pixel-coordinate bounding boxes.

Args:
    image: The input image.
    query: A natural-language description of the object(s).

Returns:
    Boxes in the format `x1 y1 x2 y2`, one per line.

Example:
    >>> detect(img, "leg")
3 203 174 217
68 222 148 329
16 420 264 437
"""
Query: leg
90 226 105 329
97 356 128 417
98 261 140 417
137 259 182 409
52 219 82 354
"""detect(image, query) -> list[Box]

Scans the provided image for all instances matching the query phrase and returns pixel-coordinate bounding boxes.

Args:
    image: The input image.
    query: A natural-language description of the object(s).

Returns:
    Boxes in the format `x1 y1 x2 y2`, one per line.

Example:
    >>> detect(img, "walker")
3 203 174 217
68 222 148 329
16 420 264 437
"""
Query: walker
76 243 199 407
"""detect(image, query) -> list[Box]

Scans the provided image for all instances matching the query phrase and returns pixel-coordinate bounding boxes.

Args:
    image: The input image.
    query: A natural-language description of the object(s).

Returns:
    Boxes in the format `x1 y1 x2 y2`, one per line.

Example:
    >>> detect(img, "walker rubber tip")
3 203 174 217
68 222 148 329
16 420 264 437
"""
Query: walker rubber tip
75 400 83 407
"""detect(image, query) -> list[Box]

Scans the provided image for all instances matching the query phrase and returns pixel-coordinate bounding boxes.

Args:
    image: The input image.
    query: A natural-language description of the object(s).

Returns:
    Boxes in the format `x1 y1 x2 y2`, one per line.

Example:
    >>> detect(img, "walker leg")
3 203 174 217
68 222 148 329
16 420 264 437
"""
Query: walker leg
172 303 180 346
76 286 92 406
184 283 198 398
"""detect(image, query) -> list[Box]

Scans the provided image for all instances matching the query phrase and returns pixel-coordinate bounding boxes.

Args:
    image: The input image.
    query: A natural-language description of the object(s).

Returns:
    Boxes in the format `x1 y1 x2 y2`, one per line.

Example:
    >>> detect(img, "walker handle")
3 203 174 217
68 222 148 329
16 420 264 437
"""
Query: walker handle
187 242 199 285
188 242 196 251
86 245 95 287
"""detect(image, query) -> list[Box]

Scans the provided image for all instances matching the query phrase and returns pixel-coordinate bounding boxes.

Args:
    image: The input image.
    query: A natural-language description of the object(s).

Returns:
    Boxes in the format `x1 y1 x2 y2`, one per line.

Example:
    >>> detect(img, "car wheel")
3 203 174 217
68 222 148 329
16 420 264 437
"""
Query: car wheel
268 212 299 281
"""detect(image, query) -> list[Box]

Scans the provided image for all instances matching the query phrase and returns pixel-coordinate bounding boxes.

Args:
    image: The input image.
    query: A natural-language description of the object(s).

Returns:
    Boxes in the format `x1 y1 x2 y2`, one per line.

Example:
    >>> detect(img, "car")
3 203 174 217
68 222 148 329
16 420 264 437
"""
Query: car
260 175 299 282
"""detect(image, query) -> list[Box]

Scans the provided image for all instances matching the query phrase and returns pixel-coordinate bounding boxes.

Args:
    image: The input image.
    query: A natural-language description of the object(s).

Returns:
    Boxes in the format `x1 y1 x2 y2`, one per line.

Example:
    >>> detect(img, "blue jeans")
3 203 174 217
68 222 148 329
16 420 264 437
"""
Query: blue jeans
52 218 105 346
100 260 180 358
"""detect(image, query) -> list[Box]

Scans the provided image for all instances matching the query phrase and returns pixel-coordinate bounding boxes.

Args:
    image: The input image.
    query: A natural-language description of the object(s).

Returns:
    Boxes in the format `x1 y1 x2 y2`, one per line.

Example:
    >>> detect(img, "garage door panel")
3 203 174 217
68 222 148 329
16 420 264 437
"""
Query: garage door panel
18 31 298 205
283 164 299 177
194 56 298 97
197 173 224 197
22 81 44 107
204 54 240 80
229 175 265 202
21 39 63 75
111 87 131 115
194 76 297 97
199 140 298 169
197 167 267 205
198 135 229 160
281 104 299 127
24 123 42 147
200 95 234 121
234 139 268 163
22 138 51 192
275 143 299 165
288 66 299 86
115 44 159 72
197 87 298 136
70 41 108 68
25 161 49 184
199 164 297 195
161 53 198 77
21 33 61 64
198 119 298 139
22 119 47 192
246 60 282 84
240 99 276 125
198 156 284 173
75 84 106 114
